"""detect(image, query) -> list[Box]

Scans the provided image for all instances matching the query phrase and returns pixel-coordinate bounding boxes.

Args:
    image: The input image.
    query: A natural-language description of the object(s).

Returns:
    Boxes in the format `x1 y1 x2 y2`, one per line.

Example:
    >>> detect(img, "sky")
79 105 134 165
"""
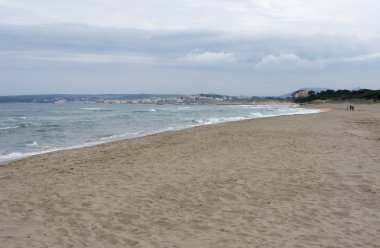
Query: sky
0 0 379 96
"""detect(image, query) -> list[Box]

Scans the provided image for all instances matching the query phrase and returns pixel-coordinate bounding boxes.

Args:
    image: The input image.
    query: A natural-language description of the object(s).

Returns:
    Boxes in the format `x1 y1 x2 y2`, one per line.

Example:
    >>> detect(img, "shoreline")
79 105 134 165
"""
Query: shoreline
0 104 320 165
1 103 379 247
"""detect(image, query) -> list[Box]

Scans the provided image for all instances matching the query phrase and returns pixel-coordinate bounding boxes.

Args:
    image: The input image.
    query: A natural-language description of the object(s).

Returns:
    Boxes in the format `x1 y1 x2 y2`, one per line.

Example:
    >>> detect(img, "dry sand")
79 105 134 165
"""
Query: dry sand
0 104 379 248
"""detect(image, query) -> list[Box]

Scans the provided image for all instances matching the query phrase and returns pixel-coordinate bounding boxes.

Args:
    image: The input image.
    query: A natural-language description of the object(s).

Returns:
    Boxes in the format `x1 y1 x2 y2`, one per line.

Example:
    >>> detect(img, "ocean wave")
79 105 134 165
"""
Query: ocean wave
193 116 247 125
250 112 266 118
0 152 28 160
0 150 48 162
132 109 157 113
160 127 174 131
116 114 131 118
177 106 190 110
0 126 19 131
241 105 281 110
36 124 61 132
81 107 113 112
25 141 39 147
239 105 254 109
81 107 103 110
250 108 320 118
100 132 141 141
291 109 321 115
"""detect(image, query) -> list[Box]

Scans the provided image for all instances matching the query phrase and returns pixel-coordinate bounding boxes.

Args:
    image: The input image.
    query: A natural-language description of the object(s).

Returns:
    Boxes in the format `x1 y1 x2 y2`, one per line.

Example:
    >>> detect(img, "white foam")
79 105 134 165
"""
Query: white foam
244 105 277 109
178 106 190 110
81 107 103 110
25 141 39 147
0 149 58 162
250 112 266 118
100 132 141 141
194 116 247 125
163 127 174 131
1 152 27 160
0 131 147 163
239 105 252 108
250 108 320 119
133 109 157 113
0 126 19 131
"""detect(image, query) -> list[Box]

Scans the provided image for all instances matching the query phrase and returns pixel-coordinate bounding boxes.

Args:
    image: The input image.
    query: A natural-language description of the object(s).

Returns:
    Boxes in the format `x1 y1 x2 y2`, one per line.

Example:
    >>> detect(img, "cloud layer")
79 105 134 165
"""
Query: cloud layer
2 25 377 67
0 1 380 95
1 0 379 37
180 51 236 65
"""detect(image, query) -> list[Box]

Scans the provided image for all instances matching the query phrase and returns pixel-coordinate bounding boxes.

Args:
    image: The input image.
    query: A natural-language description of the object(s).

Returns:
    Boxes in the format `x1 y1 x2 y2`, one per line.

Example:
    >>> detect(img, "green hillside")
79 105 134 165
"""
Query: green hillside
294 89 380 103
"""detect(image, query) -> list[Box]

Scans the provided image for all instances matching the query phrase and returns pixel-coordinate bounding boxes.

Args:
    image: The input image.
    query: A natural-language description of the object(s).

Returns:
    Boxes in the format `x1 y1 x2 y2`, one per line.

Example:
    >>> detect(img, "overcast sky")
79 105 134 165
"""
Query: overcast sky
1 0 379 96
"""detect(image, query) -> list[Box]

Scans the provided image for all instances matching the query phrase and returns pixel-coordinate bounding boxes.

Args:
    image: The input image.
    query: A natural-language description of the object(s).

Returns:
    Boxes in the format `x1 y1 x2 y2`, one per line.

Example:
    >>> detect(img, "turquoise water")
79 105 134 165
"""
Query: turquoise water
0 103 320 162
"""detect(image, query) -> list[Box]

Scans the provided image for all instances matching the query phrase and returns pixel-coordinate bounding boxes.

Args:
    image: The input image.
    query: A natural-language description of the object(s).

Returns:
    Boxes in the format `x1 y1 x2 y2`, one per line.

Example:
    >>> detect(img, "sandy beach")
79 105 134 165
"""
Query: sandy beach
0 103 379 248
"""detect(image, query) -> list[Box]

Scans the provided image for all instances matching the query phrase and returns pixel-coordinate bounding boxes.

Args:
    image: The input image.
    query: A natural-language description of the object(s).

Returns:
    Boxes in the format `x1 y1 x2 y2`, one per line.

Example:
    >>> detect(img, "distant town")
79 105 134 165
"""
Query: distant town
0 93 284 105
0 88 378 104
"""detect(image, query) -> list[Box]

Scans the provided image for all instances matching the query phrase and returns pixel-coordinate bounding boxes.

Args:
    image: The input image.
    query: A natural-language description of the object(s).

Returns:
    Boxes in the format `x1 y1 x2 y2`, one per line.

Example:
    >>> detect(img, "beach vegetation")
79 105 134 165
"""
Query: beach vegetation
292 89 380 103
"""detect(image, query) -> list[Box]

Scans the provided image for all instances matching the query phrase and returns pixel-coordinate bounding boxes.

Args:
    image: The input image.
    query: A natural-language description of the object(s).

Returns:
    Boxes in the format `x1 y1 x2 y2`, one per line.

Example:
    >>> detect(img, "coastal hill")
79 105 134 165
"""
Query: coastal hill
278 88 331 99
291 89 380 103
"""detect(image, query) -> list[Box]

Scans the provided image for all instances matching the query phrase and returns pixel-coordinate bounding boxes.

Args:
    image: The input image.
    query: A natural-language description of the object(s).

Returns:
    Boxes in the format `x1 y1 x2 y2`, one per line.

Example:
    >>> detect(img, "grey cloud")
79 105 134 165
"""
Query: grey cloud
254 53 319 70
1 24 379 95
1 0 380 38
179 51 236 65
336 53 380 63
1 25 375 67
253 52 380 71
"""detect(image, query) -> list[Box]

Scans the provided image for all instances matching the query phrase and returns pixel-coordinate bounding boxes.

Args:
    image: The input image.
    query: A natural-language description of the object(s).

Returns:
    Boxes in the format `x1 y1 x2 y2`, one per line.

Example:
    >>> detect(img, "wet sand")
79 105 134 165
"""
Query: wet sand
0 104 379 247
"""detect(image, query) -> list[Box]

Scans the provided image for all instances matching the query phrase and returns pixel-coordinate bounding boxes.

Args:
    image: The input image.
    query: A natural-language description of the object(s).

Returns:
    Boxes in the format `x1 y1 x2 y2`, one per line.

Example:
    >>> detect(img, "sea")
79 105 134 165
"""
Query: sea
0 103 320 162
